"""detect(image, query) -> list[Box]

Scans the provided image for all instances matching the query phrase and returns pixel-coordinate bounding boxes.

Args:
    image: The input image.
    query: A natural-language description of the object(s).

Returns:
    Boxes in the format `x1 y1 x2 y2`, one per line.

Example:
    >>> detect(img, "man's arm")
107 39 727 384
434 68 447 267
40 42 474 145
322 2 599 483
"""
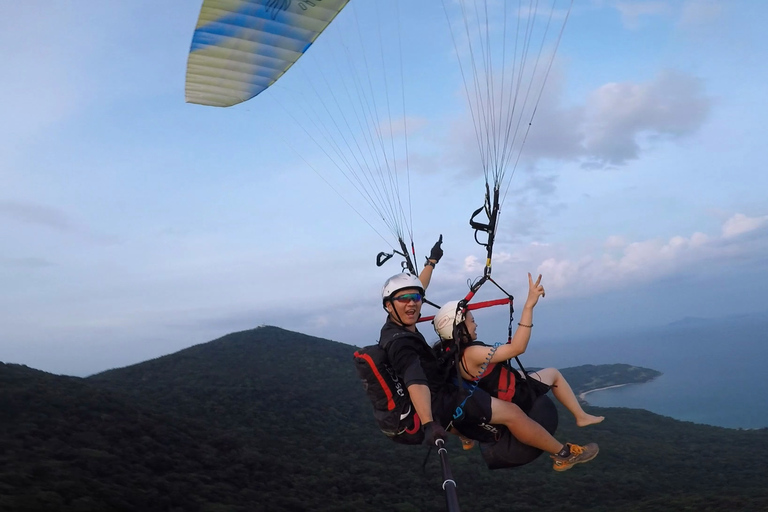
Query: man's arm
419 263 436 290
418 235 443 290
411 383 448 446
386 339 433 420
407 383 434 424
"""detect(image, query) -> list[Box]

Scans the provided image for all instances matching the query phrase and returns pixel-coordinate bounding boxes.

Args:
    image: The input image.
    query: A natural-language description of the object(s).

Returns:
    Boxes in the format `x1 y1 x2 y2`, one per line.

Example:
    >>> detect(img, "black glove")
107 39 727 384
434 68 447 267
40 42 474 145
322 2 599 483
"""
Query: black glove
427 234 443 264
423 421 448 446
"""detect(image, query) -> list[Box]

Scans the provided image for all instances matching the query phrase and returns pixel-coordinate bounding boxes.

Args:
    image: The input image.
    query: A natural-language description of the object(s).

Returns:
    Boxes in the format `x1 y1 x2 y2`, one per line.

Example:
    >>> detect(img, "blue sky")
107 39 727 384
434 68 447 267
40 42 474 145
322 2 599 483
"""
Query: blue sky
2 0 767 377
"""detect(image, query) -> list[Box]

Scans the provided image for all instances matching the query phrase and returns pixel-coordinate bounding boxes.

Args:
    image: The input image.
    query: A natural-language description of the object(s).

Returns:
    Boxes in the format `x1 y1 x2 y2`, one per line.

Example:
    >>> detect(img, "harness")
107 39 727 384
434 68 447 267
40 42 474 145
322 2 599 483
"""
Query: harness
460 340 518 402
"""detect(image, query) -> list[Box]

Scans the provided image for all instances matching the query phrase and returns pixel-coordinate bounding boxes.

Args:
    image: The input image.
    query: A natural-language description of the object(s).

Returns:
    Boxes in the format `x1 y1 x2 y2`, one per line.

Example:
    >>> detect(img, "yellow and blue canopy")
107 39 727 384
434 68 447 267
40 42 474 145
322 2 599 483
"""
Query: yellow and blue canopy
185 0 349 107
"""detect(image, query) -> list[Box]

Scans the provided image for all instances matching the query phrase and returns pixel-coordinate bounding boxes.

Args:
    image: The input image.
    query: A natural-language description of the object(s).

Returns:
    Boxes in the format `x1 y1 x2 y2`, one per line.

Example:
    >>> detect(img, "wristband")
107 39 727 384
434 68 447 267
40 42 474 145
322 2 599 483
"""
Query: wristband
517 322 533 328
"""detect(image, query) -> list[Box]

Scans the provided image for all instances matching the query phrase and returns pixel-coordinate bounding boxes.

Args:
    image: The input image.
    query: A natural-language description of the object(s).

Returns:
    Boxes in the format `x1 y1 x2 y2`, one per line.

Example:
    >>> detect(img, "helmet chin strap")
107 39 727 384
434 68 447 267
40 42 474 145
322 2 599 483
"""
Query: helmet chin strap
388 300 406 326
387 299 420 328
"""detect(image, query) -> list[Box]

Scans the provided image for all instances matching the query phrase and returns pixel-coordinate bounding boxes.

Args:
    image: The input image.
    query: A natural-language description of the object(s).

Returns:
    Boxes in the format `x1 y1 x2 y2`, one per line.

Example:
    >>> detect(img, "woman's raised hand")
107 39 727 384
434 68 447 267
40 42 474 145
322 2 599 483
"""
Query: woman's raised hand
525 272 545 308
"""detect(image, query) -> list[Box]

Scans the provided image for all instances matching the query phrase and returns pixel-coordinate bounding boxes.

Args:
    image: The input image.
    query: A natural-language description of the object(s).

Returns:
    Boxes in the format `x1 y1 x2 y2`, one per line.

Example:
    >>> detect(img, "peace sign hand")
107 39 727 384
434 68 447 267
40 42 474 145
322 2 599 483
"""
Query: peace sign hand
525 273 545 309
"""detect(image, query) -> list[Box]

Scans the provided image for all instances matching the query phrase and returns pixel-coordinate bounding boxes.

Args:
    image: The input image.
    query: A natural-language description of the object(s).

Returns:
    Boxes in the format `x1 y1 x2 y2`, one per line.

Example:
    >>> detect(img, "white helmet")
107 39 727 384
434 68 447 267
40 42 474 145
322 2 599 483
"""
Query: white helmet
433 300 466 340
381 273 424 304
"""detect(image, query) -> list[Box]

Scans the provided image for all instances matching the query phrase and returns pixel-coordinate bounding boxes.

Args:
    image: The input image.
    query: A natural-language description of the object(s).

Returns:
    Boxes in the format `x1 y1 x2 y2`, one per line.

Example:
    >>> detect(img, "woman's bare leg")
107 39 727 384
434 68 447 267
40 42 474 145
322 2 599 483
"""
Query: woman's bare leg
490 398 563 454
530 368 604 427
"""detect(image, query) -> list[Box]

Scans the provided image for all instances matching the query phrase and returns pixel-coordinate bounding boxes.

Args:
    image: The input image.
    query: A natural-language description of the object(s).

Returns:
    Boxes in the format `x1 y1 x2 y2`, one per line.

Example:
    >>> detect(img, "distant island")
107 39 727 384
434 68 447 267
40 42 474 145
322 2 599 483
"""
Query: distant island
557 363 662 404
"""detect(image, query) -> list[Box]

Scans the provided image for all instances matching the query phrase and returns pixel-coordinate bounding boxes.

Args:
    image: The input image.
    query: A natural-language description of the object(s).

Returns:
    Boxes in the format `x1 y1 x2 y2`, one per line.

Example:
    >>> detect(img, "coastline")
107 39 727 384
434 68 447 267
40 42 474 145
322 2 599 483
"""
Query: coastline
579 384 628 403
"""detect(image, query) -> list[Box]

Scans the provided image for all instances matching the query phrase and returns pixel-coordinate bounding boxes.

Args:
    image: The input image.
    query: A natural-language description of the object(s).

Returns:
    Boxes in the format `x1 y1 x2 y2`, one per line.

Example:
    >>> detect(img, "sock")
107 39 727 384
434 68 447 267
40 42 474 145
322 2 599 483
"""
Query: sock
556 444 571 458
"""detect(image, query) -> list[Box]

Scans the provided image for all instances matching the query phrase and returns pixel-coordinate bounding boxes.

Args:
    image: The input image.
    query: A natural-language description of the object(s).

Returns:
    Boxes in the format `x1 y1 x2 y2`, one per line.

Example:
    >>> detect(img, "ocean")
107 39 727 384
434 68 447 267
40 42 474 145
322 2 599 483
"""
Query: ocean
530 315 768 430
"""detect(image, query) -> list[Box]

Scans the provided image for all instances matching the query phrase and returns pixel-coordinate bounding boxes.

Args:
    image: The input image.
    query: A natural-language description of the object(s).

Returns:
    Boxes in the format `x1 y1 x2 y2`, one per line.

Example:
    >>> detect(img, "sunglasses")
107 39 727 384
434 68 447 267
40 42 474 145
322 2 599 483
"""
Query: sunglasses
392 293 423 304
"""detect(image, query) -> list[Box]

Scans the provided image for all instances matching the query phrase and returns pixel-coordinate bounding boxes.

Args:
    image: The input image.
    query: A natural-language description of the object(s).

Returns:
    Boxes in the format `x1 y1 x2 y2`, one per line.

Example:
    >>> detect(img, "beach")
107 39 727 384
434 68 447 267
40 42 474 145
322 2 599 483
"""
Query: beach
578 384 628 403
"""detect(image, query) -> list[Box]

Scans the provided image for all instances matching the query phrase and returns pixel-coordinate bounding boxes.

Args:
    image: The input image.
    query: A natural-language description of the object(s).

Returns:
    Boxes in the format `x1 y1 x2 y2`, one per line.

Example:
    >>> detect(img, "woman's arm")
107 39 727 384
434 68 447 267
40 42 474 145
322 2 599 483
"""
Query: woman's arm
502 272 545 354
463 273 546 373
495 273 545 358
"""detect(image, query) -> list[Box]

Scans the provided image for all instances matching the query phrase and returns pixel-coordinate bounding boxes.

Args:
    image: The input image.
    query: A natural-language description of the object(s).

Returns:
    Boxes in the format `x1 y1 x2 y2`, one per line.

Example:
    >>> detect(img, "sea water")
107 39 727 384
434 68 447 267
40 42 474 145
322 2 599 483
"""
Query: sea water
584 367 768 429
535 318 768 429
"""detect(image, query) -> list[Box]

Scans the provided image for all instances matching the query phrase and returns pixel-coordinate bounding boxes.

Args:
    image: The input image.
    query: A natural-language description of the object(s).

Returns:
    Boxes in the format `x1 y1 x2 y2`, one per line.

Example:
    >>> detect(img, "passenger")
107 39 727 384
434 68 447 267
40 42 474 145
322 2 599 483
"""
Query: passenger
433 273 605 431
379 271 599 472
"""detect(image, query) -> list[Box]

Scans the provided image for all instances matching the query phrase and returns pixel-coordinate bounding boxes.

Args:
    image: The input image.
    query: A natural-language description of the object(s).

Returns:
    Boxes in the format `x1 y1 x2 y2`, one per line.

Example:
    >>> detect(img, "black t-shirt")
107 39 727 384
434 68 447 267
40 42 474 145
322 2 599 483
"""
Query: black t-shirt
379 319 495 433
378 319 452 394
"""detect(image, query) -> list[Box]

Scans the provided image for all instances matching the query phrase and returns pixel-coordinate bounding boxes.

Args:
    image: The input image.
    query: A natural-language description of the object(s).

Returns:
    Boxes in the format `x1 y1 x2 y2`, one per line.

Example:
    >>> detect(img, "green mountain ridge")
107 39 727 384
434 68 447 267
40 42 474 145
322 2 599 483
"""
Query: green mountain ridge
2 325 767 511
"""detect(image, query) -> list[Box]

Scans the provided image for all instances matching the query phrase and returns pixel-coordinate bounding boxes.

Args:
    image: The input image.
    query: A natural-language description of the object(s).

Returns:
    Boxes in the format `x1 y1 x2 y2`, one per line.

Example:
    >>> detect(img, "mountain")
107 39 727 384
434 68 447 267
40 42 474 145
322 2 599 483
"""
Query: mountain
666 310 768 329
2 326 767 511
0 362 263 512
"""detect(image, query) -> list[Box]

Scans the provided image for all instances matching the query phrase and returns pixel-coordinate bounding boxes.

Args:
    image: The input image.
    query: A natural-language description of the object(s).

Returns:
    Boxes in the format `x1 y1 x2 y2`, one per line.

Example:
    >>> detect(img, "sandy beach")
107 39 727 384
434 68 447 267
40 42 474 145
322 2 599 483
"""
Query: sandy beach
579 384 628 403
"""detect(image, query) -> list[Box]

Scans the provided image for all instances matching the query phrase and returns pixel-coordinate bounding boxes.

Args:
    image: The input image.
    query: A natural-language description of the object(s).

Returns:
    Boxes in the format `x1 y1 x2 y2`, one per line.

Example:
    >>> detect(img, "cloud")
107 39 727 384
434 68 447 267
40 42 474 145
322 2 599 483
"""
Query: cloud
679 0 724 28
605 235 627 249
581 70 712 167
602 0 723 31
722 213 768 239
614 1 672 30
0 201 75 231
444 66 712 177
0 256 54 270
533 213 768 297
464 255 482 273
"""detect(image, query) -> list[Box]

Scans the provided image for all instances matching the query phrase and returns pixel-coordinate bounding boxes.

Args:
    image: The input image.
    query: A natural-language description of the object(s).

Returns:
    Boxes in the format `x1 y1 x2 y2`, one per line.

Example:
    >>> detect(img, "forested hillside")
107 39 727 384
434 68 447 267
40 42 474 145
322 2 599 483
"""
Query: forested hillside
2 326 766 511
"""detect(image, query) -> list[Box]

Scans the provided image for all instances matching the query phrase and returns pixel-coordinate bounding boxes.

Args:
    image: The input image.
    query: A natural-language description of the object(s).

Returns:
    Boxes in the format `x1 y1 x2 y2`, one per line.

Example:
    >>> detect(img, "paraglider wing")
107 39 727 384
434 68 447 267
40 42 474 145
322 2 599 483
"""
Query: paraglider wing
185 0 350 107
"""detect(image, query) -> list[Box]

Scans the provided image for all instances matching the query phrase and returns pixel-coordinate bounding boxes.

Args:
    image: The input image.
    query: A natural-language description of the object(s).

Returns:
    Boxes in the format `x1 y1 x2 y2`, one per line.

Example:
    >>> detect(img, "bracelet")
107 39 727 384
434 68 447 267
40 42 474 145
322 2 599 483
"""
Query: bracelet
517 322 533 328
424 260 436 268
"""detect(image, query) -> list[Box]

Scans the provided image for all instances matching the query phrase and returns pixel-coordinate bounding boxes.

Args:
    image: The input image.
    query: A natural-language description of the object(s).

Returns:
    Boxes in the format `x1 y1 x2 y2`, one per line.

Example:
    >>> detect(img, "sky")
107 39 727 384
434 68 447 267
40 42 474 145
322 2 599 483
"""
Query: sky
2 0 767 377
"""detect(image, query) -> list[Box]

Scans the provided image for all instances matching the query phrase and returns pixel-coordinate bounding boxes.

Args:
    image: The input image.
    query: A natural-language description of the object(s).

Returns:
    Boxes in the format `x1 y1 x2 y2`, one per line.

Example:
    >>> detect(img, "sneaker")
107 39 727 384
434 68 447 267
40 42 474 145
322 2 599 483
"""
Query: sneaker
460 437 475 451
551 443 599 472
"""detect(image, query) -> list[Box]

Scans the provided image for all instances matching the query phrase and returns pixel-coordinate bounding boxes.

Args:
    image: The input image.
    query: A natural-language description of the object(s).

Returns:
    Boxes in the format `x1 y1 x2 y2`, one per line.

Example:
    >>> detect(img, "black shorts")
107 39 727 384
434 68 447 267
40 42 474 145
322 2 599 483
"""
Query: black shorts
449 372 552 443
432 383 493 422
513 371 552 412
433 383 498 443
